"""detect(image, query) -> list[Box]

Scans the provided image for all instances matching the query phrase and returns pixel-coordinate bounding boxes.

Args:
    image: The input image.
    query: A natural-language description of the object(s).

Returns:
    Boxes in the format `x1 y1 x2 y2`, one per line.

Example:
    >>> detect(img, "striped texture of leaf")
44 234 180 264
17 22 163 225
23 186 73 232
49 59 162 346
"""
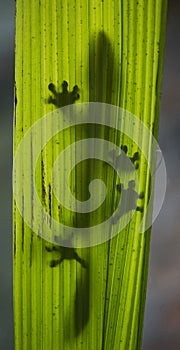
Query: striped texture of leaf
14 1 168 349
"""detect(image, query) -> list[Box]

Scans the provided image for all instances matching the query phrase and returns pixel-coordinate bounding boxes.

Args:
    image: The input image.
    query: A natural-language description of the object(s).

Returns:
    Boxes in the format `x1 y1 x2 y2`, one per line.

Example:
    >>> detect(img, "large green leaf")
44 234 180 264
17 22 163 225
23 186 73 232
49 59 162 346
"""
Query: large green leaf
14 1 168 349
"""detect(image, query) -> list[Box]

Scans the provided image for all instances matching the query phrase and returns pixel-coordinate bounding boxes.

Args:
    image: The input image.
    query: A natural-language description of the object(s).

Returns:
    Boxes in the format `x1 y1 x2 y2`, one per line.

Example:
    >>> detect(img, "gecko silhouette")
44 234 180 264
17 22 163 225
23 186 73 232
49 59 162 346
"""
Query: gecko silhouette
45 30 124 341
108 145 140 171
47 80 80 108
46 239 89 339
46 238 88 269
112 180 144 224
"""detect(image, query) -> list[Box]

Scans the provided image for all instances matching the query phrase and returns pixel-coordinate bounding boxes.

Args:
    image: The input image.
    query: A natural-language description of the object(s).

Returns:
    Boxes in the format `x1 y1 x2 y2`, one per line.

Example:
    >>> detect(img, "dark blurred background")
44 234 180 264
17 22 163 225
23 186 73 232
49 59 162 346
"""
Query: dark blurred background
0 1 179 349
142 2 180 349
